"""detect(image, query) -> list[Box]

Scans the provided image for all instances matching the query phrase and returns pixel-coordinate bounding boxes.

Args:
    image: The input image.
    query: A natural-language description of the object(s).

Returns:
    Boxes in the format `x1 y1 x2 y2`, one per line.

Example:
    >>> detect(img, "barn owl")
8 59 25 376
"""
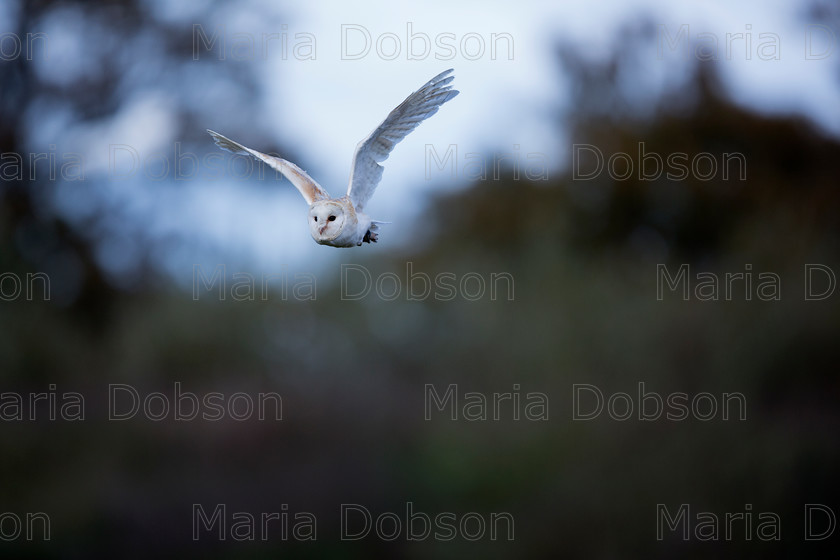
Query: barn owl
207 69 458 247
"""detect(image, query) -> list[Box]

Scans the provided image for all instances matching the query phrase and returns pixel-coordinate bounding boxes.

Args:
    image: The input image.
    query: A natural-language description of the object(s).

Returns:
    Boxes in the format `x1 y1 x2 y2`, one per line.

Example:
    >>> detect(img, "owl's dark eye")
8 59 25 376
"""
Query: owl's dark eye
328 215 336 222
313 216 317 222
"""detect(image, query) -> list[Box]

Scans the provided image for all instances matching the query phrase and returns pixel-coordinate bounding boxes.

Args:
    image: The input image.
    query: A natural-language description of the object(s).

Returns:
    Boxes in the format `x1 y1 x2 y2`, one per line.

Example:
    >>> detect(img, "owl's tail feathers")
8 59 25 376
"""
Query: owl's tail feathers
207 129 250 155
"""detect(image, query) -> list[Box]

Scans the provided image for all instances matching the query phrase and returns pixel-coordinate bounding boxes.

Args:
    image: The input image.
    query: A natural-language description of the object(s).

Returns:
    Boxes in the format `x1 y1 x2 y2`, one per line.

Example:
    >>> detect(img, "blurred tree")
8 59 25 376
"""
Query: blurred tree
0 0 288 322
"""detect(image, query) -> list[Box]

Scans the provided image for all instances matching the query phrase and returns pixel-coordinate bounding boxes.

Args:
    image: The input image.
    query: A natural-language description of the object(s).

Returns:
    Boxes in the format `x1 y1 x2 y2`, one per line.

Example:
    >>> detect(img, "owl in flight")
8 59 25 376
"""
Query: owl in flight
207 69 458 247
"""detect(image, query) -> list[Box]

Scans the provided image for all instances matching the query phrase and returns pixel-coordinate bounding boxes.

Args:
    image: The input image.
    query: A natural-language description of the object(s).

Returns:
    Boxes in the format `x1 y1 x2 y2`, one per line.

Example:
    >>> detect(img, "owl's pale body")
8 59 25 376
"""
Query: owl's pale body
208 69 458 248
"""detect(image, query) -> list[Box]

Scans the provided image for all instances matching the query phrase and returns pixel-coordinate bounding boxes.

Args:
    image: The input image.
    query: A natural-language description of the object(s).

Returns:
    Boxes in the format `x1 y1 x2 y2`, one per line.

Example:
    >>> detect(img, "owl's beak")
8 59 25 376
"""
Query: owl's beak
319 224 328 235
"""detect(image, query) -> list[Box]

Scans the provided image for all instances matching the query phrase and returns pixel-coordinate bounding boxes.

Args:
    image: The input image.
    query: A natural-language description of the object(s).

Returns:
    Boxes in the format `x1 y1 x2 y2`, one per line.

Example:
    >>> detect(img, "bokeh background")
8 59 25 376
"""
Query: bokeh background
2 0 839 557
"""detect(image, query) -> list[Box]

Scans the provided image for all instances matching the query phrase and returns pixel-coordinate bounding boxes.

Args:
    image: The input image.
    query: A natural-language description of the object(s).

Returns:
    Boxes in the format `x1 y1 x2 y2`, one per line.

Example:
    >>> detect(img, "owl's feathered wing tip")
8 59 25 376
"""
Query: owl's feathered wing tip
206 129 249 155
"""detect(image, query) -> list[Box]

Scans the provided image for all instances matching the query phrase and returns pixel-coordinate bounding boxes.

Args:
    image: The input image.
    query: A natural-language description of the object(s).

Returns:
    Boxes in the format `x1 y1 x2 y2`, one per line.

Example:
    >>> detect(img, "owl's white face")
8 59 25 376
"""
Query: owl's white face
308 201 347 242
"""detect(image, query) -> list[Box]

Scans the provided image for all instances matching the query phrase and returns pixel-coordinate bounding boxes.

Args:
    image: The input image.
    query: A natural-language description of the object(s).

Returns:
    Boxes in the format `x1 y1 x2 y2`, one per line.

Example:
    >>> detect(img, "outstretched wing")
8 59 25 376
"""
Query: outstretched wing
207 130 330 204
346 69 459 212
